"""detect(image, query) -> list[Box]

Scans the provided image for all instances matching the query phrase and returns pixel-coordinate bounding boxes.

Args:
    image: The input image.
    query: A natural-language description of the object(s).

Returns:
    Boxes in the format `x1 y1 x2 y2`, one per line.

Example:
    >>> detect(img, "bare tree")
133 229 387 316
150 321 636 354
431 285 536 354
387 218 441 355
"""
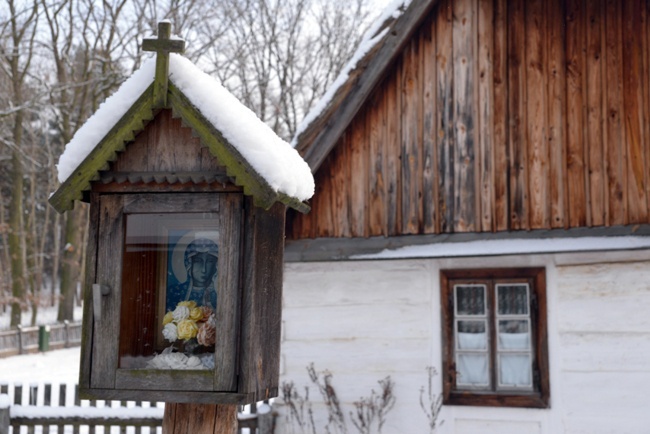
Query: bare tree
0 0 38 327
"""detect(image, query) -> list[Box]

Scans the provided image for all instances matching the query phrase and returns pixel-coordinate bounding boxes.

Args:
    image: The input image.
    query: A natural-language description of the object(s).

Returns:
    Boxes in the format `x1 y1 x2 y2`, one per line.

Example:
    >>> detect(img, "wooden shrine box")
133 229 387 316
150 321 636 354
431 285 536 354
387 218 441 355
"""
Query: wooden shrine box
48 23 313 405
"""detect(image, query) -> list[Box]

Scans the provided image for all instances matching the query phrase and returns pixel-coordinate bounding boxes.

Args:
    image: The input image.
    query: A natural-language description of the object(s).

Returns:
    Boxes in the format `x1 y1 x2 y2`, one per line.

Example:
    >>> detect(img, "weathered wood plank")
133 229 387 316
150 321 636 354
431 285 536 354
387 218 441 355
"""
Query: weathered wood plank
401 37 422 234
644 0 650 217
240 200 286 401
526 0 549 229
214 193 241 392
314 153 333 238
493 0 509 231
437 0 454 233
585 0 606 226
332 135 352 237
477 0 494 232
547 0 568 228
622 0 648 223
368 90 386 236
163 403 237 434
422 13 438 234
91 195 123 390
386 62 402 236
452 0 478 232
566 0 588 226
350 110 368 237
508 0 528 229
604 0 626 225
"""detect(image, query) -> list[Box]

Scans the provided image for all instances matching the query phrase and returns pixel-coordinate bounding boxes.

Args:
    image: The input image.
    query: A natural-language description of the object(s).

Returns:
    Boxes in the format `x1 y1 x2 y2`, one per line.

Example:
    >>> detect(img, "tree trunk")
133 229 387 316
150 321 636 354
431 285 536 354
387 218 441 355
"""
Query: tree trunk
8 140 25 327
162 403 237 434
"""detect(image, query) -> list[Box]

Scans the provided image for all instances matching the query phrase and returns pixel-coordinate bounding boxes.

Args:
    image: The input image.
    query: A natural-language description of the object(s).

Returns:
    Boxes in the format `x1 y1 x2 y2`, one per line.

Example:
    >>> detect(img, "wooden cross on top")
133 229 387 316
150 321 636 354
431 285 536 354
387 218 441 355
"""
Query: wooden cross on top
142 21 185 108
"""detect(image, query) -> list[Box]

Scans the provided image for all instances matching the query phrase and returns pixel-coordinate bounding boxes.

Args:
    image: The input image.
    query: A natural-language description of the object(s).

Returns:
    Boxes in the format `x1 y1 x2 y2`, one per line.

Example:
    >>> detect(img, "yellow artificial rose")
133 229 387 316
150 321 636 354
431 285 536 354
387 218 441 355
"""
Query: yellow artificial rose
189 307 204 321
162 311 174 326
177 319 199 340
178 301 197 309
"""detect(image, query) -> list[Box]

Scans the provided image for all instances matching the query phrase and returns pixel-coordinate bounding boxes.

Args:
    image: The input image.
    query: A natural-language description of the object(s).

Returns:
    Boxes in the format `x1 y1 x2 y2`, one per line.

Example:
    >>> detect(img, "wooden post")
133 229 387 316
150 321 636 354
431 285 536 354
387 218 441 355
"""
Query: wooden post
162 403 237 434
0 394 9 434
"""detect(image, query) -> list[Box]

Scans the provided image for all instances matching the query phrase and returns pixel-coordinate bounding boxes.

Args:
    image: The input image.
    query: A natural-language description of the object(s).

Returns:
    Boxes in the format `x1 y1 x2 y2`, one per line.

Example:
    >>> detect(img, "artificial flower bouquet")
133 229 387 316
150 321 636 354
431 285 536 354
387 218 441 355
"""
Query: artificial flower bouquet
147 301 216 370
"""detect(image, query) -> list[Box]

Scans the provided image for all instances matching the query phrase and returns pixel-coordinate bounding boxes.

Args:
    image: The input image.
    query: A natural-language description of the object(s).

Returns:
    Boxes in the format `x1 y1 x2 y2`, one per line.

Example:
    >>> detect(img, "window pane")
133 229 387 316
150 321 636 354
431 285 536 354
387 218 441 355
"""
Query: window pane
498 320 530 350
457 354 489 387
497 284 529 315
120 213 219 371
457 321 487 350
498 354 532 388
455 285 486 316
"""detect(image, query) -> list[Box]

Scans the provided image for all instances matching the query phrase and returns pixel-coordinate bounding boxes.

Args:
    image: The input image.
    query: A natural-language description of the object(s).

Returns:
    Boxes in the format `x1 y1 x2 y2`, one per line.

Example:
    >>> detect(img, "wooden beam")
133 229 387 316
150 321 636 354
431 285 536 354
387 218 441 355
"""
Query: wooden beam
163 403 237 434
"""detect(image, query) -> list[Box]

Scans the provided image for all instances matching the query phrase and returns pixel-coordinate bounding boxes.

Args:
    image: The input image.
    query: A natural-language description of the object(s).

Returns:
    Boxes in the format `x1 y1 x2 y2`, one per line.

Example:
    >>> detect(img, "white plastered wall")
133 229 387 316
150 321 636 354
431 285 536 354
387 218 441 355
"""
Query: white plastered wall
275 248 650 434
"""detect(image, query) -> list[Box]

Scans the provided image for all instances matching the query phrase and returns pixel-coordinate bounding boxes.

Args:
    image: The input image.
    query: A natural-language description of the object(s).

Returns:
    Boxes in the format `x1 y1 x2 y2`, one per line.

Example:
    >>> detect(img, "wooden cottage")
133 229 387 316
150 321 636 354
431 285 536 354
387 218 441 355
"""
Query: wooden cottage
50 23 313 406
278 0 650 432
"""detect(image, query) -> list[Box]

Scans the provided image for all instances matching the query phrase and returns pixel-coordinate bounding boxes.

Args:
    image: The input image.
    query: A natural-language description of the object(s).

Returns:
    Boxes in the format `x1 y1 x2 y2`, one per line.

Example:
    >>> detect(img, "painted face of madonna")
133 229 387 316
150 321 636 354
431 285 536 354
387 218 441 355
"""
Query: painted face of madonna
190 252 217 287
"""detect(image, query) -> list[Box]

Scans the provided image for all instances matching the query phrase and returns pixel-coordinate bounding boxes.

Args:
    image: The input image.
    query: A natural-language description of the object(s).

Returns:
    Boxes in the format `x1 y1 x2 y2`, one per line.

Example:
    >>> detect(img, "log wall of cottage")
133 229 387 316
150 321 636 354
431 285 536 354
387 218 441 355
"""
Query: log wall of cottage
287 0 650 239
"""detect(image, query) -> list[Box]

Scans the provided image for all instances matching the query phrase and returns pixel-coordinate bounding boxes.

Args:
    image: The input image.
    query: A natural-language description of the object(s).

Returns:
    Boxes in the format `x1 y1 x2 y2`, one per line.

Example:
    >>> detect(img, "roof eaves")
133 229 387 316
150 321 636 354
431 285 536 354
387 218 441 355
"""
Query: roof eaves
295 0 440 173
168 83 310 213
49 84 156 213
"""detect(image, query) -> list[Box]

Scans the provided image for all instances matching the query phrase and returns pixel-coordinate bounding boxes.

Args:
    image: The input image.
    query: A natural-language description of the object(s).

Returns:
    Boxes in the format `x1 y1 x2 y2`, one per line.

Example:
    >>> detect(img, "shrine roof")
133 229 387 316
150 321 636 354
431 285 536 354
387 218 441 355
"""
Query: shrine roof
52 53 314 213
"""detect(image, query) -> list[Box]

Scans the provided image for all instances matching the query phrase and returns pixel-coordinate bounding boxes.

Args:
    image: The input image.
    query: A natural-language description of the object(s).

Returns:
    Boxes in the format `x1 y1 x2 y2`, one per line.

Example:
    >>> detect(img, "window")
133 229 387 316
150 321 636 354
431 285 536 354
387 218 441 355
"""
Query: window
441 268 550 408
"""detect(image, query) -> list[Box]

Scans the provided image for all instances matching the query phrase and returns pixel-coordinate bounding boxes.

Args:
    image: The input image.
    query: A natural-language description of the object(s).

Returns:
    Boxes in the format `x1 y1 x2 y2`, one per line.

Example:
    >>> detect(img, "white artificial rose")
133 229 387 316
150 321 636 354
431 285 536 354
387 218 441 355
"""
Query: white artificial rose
162 323 178 342
172 305 190 322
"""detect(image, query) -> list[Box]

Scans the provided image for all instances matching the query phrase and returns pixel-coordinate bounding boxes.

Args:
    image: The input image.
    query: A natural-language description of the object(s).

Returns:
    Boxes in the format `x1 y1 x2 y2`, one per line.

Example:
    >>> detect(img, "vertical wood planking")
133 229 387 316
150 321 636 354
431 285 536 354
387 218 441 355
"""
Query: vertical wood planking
604 0 626 225
91 195 123 389
493 0 509 231
368 90 387 236
422 13 439 234
644 0 650 215
437 0 455 232
314 155 333 238
452 0 478 232
386 63 402 236
478 0 495 232
547 0 568 228
565 0 588 226
526 0 549 229
332 135 352 237
622 0 648 222
508 0 529 229
350 112 368 237
401 37 422 234
585 0 606 226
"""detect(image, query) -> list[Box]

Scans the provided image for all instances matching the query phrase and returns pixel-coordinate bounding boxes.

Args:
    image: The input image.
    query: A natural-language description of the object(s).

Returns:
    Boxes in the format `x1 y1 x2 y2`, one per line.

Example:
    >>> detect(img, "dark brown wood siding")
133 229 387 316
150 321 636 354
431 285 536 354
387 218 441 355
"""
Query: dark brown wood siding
287 0 650 240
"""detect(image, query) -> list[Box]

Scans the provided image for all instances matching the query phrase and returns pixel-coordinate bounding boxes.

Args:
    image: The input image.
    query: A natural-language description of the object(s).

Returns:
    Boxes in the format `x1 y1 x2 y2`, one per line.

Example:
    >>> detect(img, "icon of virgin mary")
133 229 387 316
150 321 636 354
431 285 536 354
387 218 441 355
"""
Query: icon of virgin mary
166 238 218 311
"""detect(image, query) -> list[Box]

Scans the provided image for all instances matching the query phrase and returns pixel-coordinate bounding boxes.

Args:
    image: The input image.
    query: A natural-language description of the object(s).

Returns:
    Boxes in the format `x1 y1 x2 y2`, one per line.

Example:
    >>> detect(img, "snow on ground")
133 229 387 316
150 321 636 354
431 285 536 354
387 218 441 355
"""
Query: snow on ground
0 347 80 386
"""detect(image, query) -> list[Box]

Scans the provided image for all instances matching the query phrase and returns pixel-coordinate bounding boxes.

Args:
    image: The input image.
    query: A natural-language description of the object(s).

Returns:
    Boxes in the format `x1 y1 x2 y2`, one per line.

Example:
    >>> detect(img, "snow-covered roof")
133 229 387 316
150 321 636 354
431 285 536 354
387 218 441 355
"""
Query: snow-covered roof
291 0 413 147
292 0 438 171
53 53 314 212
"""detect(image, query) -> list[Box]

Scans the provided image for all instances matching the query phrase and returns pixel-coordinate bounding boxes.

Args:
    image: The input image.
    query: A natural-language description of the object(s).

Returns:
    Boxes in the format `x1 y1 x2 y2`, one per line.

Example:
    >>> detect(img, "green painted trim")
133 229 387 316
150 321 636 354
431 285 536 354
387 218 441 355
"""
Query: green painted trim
49 85 156 213
49 80 311 214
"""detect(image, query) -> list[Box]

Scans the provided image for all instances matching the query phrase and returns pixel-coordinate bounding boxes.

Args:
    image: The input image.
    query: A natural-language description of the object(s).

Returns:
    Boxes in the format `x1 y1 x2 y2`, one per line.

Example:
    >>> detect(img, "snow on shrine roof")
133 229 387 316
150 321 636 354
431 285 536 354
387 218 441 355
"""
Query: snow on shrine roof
56 54 314 202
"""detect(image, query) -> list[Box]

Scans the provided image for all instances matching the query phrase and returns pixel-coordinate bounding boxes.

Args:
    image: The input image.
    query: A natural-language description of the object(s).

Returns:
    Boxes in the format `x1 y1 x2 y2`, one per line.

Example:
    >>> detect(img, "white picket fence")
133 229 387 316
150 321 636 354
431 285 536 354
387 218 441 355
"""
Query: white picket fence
0 383 274 434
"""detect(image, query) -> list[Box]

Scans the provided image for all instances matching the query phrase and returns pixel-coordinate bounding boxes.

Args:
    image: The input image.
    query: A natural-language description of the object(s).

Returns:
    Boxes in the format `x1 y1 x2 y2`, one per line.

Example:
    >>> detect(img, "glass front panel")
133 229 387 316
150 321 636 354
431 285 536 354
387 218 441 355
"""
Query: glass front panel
498 320 530 350
498 354 532 388
497 284 529 315
457 321 487 350
455 285 486 316
456 354 490 387
119 213 220 371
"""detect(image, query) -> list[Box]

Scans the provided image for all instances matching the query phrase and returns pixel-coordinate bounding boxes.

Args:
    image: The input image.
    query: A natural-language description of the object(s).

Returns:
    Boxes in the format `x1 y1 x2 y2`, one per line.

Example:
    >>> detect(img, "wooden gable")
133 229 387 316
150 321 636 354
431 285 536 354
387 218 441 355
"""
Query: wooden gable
288 0 650 240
